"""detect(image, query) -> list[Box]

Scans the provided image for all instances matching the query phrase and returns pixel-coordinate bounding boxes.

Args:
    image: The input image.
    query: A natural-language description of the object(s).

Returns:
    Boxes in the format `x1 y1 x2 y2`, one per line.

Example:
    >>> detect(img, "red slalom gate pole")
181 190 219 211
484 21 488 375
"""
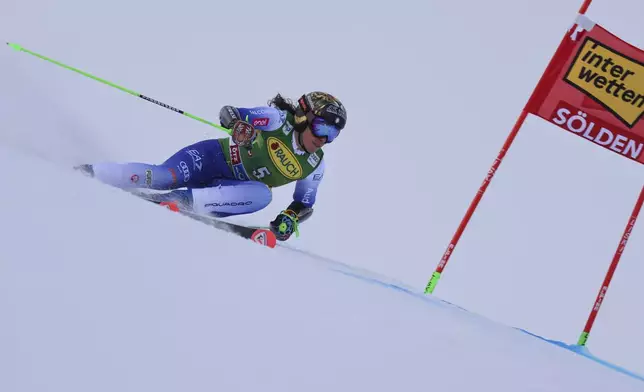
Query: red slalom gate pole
577 186 644 346
579 0 593 14
423 110 527 294
424 0 594 295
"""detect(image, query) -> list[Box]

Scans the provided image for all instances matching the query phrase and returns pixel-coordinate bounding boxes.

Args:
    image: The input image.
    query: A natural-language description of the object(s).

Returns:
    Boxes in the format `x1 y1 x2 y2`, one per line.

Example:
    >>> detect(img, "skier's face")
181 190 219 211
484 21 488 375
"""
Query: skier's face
301 127 326 153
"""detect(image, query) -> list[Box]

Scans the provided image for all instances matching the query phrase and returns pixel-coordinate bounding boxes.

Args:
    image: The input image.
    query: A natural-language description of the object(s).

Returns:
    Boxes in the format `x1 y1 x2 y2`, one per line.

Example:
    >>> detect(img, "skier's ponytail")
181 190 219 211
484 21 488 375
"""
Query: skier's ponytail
268 93 297 115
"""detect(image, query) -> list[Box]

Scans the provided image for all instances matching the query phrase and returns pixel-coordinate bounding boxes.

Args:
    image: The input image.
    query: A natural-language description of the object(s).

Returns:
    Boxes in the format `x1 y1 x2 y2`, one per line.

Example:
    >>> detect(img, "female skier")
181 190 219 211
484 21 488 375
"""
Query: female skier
76 91 347 241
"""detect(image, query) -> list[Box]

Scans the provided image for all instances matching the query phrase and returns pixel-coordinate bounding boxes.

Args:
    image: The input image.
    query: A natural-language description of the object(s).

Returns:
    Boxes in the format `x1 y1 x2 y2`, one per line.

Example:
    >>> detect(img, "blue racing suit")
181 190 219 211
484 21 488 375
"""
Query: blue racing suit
89 105 325 219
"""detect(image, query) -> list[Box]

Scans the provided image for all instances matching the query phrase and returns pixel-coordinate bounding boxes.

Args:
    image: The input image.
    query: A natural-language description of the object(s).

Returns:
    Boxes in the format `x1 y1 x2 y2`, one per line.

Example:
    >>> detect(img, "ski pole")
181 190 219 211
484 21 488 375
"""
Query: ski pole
6 42 231 135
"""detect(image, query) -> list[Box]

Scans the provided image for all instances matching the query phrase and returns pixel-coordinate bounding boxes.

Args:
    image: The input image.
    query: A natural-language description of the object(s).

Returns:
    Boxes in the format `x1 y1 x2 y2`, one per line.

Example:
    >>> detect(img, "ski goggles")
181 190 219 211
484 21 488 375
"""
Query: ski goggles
308 113 342 143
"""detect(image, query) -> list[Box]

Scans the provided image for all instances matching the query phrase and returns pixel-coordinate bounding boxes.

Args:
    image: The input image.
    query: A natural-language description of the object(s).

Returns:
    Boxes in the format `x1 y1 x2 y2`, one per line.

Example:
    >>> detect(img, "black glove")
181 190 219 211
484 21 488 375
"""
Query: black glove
269 210 300 241
231 120 257 148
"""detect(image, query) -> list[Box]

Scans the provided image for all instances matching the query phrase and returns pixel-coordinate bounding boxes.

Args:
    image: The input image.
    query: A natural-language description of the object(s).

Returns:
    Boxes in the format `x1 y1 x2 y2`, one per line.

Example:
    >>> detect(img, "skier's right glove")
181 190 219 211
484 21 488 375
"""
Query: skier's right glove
231 120 257 148
269 209 300 241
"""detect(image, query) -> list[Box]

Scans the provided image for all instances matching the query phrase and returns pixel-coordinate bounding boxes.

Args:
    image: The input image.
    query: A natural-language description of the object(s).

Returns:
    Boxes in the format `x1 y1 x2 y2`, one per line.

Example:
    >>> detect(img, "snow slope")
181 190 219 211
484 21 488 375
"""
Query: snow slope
1 0 644 388
0 144 642 391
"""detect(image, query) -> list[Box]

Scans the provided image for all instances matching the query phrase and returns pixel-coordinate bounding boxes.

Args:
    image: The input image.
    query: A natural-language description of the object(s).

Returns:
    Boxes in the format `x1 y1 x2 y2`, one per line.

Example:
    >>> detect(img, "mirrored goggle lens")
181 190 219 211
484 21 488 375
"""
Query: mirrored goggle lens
310 117 341 143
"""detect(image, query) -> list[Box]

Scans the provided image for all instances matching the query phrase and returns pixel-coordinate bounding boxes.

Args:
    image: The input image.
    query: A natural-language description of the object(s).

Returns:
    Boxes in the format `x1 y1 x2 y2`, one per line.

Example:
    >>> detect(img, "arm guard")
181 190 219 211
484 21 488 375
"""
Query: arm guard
219 106 242 129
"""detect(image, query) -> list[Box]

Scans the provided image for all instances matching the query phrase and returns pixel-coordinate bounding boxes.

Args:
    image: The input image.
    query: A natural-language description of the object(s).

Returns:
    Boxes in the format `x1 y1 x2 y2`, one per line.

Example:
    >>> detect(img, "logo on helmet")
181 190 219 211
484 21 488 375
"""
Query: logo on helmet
325 104 346 119
267 137 302 180
309 92 337 104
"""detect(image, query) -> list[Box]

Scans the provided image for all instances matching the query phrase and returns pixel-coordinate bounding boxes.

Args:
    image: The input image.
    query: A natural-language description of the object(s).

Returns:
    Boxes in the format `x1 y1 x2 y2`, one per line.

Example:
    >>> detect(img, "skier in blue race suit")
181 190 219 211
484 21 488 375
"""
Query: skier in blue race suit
77 91 348 241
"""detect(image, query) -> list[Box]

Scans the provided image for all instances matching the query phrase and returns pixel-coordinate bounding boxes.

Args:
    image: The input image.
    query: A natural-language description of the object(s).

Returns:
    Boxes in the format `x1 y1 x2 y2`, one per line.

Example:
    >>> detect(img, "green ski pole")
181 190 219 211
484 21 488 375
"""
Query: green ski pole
6 42 231 135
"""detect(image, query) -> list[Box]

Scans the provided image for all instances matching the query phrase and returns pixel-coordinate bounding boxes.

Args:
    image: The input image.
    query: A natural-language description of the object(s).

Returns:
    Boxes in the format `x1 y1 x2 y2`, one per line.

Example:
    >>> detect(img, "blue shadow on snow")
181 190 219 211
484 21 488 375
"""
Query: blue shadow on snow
279 243 644 384
324 263 644 384
517 329 644 382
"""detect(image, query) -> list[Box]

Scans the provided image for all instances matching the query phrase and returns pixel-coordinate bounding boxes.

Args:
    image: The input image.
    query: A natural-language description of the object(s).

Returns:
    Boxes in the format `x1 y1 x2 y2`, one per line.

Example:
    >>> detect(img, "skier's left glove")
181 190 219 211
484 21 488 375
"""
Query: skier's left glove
269 209 300 241
231 120 257 148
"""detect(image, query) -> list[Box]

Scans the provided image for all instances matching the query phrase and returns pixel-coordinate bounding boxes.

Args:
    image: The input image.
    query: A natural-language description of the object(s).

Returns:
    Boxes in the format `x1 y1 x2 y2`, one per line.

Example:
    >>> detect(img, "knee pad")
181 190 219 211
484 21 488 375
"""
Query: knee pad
190 180 272 216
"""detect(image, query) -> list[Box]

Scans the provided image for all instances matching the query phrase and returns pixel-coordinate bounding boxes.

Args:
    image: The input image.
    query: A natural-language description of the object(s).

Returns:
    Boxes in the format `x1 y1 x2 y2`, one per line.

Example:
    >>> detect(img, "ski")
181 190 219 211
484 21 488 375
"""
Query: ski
133 192 277 248
72 165 277 248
